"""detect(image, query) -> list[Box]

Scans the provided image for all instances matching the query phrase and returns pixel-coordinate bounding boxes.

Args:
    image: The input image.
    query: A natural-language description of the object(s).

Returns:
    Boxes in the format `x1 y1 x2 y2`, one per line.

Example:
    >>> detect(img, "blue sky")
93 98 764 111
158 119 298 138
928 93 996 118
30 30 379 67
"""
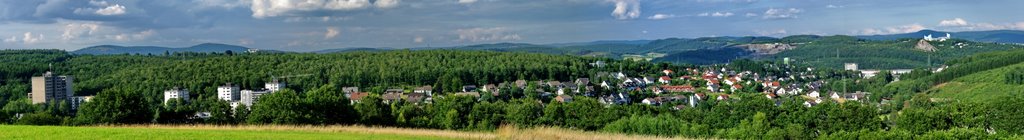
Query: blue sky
1 0 1022 52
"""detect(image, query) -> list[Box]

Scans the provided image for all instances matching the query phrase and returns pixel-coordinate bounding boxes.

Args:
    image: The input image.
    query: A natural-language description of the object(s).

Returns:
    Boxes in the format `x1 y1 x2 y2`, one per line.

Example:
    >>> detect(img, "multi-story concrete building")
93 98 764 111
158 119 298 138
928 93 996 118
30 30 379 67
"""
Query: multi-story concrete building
218 83 240 101
163 87 189 104
70 96 93 110
30 71 74 104
240 89 271 107
265 79 284 92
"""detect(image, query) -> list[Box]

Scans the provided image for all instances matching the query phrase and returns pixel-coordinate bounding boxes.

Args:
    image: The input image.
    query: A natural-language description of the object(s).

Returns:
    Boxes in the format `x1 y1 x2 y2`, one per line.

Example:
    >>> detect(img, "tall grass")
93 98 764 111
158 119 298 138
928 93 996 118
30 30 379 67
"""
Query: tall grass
495 125 694 140
97 124 495 139
75 124 695 140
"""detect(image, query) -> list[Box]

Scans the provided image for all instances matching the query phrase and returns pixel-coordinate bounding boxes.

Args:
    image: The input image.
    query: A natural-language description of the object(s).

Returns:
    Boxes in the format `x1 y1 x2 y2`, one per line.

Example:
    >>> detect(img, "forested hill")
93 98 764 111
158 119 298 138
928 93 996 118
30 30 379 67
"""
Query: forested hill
72 43 251 55
0 50 633 102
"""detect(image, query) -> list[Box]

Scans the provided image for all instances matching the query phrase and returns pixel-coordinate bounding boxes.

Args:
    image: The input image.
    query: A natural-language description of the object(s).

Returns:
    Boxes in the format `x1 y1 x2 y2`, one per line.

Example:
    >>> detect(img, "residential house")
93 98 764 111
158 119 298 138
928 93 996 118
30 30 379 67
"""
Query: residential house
717 94 731 101
564 84 579 93
807 91 821 98
381 92 402 104
651 87 664 94
414 86 432 97
547 81 563 89
641 97 662 105
343 87 359 98
574 78 590 86
845 92 870 101
766 93 778 99
386 89 404 95
554 95 573 103
407 92 426 104
615 72 628 79
689 93 707 107
455 92 481 98
599 93 630 105
803 99 819 107
462 85 478 92
663 69 674 76
515 80 527 89
342 87 360 94
706 84 721 93
481 84 498 93
730 84 743 92
659 76 672 84
829 92 842 100
349 92 369 104
662 85 695 93
643 76 656 85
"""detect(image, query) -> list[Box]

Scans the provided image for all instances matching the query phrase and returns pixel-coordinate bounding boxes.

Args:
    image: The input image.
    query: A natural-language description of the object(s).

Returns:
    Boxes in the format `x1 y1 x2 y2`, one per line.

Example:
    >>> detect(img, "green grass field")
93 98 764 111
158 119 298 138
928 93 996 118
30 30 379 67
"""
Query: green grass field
0 125 478 140
927 62 1024 102
0 125 683 140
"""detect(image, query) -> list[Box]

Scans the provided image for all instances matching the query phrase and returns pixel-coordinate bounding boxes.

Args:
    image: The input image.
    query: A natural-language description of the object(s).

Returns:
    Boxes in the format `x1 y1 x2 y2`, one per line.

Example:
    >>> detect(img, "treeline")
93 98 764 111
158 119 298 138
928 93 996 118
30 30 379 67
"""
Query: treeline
11 85 1017 139
1007 67 1024 85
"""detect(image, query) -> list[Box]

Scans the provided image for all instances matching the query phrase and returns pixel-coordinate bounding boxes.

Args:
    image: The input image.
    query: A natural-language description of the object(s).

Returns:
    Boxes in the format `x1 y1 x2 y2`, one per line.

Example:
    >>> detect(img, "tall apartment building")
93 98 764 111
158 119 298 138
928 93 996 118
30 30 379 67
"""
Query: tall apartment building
163 87 190 104
30 71 74 104
218 83 240 101
240 89 271 107
265 79 284 92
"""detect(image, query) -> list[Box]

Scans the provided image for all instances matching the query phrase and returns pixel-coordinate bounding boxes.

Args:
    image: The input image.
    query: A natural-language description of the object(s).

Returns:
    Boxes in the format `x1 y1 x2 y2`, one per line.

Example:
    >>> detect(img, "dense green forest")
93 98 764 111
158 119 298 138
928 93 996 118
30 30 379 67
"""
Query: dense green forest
1 49 1023 139
769 36 1021 69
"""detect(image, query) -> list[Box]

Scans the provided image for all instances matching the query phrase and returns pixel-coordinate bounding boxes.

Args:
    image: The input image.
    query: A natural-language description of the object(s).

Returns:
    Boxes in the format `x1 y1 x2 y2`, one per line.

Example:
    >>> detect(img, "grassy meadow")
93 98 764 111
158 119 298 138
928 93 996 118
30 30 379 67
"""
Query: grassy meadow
927 62 1024 102
0 125 689 140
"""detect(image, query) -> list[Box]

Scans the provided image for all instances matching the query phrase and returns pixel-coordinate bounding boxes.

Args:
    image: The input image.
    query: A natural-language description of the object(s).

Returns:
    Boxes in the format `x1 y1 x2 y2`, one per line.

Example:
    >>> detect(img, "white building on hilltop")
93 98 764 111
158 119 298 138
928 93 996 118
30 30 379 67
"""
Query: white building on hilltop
924 33 951 42
163 87 189 104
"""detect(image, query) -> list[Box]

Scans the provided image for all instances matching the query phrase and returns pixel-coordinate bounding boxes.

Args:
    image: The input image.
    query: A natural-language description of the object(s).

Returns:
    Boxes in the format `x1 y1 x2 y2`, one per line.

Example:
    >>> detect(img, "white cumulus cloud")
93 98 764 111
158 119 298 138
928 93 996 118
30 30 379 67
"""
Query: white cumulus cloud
647 14 675 20
755 29 787 36
22 32 44 44
609 0 640 20
938 18 969 27
375 0 399 8
856 24 927 35
62 23 101 41
95 4 126 16
251 0 374 18
3 36 17 43
698 12 734 17
109 30 155 41
458 0 477 4
762 8 802 19
325 27 340 39
455 27 521 42
414 36 424 43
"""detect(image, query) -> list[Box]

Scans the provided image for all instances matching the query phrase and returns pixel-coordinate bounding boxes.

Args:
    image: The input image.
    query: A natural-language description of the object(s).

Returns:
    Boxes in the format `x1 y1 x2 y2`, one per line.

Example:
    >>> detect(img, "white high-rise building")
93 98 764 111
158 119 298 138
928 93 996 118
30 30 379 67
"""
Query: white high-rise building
265 79 284 92
844 63 858 71
30 71 74 104
218 83 240 101
163 87 189 104
241 89 271 107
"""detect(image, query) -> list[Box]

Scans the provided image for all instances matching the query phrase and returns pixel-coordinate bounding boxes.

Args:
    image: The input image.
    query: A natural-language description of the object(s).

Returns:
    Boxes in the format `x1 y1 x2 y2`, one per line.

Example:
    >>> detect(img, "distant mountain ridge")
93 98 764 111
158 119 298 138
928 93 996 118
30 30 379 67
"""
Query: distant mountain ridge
857 30 1024 43
73 43 252 55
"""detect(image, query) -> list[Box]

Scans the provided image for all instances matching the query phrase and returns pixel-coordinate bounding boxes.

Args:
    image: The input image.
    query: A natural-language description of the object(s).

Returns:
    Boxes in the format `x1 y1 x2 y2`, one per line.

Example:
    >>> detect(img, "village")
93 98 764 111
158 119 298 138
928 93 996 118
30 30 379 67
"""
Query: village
153 62 884 116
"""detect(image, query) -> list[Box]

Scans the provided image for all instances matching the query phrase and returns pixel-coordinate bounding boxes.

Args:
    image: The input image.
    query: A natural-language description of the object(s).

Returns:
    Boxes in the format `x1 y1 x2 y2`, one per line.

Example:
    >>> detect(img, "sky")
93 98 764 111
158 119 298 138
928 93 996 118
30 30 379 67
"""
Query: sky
1 0 1023 52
